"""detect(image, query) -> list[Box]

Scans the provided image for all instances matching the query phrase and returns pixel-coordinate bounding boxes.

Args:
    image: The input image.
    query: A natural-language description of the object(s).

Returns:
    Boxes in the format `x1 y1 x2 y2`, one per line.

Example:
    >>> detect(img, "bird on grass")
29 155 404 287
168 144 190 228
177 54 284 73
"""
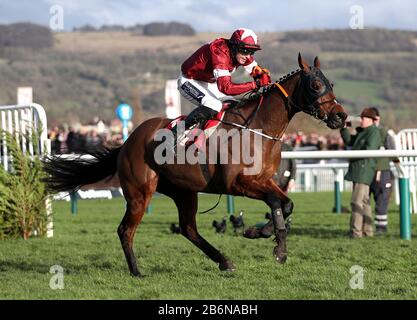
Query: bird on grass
229 210 245 234
212 217 227 233
170 223 181 234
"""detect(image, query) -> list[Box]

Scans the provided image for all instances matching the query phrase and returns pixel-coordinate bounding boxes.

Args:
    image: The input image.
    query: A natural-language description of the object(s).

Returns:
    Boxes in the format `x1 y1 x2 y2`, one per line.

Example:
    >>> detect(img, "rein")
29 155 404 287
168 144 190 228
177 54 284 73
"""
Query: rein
220 92 283 141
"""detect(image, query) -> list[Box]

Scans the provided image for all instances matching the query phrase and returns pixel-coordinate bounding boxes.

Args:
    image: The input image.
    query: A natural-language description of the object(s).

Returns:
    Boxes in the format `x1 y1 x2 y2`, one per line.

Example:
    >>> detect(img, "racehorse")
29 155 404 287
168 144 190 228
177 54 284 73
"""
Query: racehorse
43 53 347 277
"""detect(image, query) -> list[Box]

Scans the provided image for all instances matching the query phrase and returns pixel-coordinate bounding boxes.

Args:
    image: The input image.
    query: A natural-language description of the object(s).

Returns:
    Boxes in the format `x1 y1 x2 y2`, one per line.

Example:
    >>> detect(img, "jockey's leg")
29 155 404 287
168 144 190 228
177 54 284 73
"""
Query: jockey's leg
170 105 218 145
183 104 218 130
175 77 222 142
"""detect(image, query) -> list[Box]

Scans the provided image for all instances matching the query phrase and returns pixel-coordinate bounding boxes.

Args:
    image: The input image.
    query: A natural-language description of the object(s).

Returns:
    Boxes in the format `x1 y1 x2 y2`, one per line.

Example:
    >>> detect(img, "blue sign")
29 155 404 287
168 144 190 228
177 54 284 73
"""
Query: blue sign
116 103 133 121
116 103 133 142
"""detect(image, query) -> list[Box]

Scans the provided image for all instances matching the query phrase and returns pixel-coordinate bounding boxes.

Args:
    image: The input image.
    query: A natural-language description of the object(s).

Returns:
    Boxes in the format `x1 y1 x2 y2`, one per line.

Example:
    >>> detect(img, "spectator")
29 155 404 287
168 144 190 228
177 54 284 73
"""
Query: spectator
340 107 382 238
66 127 79 153
272 140 297 194
368 107 396 235
48 126 60 154
85 130 103 150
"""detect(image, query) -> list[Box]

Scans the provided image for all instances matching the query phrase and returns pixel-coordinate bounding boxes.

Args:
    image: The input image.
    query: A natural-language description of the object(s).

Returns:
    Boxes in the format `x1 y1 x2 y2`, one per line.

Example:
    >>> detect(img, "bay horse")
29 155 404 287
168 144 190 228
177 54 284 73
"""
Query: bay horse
43 53 347 276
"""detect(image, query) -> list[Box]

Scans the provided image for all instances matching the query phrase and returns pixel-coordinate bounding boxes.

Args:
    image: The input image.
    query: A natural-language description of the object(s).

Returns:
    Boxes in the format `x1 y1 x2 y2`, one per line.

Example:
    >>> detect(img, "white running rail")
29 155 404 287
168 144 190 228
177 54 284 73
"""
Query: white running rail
0 103 53 237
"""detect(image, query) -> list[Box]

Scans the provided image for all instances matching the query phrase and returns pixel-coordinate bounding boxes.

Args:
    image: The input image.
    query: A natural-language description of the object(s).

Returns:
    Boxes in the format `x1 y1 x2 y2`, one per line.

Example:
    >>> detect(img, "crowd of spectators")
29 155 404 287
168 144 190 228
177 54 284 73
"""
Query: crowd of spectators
49 123 345 155
282 131 345 151
48 125 124 154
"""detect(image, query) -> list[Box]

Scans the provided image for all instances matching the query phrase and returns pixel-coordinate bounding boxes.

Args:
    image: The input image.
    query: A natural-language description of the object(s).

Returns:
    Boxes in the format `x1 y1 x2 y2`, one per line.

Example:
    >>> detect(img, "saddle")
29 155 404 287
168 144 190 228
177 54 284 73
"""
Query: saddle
166 101 237 149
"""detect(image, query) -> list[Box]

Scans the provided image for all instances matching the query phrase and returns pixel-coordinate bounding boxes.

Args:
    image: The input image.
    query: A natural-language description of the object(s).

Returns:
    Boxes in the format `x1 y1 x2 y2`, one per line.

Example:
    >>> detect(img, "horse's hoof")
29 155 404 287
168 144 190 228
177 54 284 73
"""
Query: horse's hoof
273 246 287 264
276 255 287 264
130 271 143 278
219 260 236 272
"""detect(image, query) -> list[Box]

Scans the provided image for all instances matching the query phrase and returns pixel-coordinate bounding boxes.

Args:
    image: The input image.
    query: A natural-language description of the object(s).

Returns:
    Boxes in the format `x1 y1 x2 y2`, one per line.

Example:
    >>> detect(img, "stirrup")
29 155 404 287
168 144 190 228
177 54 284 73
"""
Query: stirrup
170 123 198 151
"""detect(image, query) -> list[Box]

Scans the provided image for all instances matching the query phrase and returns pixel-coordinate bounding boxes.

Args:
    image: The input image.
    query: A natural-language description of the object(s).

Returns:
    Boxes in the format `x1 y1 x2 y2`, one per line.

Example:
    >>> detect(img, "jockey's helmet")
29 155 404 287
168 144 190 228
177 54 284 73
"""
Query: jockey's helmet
229 28 261 54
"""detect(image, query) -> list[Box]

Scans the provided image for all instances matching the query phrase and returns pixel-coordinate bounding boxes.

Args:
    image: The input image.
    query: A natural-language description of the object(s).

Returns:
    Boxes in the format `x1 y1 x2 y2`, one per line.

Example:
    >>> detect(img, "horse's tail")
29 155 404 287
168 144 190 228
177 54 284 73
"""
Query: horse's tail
42 146 122 193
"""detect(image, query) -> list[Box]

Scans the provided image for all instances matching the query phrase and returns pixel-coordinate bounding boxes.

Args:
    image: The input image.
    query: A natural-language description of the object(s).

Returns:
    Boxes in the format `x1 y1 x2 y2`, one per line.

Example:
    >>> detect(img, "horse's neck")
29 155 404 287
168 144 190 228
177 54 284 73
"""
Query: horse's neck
252 73 301 139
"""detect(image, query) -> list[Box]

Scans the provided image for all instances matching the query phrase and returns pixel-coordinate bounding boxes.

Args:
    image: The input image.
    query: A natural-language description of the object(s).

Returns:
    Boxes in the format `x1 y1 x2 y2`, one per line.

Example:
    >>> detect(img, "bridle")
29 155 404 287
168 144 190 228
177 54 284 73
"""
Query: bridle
288 68 339 122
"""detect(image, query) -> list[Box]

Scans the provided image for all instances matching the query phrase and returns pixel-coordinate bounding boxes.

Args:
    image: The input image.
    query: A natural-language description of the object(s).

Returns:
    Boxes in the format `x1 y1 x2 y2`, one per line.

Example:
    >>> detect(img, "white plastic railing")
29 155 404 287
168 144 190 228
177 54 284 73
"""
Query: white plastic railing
0 103 53 237
395 129 417 213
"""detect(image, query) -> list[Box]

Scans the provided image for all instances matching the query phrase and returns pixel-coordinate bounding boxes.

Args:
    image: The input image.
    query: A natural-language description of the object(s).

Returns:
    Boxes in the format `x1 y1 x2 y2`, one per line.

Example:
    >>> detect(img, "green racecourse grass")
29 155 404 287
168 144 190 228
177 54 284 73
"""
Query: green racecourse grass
1 192 417 300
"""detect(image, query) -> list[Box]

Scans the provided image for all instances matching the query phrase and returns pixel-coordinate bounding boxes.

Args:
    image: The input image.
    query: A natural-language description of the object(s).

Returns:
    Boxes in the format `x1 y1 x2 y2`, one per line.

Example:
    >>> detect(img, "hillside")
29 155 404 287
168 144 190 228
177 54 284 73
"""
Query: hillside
0 26 416 132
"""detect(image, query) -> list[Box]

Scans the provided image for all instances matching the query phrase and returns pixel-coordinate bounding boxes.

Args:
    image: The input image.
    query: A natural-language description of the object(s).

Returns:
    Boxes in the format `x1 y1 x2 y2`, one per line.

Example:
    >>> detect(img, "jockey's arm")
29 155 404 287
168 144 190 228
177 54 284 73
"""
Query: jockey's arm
211 45 256 96
215 73 256 95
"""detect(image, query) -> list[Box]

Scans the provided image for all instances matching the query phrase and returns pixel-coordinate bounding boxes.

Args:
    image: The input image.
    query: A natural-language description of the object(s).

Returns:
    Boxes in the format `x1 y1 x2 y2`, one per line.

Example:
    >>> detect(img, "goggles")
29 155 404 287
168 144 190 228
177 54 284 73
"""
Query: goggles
237 47 256 56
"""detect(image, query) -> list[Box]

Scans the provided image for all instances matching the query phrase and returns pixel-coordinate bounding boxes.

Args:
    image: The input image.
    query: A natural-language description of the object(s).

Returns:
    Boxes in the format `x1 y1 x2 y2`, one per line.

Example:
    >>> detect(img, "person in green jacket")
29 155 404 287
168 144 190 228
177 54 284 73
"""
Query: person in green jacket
340 107 382 238
368 107 396 235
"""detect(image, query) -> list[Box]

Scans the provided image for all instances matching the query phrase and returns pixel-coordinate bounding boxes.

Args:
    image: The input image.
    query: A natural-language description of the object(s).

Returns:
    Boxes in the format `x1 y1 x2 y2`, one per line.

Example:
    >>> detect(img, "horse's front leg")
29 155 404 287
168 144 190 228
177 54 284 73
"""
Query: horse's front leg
266 193 288 264
236 177 290 264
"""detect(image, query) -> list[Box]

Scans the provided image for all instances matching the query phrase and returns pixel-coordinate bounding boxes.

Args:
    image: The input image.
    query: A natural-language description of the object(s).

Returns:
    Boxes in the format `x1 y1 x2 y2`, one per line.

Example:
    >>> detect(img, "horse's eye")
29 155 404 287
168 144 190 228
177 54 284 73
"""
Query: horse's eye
310 79 324 93
330 82 334 88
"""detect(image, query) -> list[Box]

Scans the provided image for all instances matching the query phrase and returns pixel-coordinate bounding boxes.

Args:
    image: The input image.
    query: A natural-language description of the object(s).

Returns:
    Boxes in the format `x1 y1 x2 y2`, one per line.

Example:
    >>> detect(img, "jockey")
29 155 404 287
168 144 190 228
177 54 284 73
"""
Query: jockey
176 27 272 136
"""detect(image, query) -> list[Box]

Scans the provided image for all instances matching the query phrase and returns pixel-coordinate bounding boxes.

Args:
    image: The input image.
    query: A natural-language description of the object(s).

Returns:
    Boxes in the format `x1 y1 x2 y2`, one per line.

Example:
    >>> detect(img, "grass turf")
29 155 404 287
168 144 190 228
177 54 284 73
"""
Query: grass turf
0 192 416 300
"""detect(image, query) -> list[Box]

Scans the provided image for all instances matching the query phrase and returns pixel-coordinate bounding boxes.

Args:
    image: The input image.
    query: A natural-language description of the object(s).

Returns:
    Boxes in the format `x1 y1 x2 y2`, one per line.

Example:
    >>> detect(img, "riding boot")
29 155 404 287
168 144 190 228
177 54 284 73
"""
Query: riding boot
171 105 217 145
184 105 218 130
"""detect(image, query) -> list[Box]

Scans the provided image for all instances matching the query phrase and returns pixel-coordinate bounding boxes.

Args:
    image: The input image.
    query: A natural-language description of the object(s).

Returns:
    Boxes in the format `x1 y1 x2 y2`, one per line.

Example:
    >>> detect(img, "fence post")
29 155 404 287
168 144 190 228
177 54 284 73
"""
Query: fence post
334 180 341 214
399 177 411 240
70 191 78 215
300 171 305 192
333 169 341 214
227 195 235 215
145 203 153 214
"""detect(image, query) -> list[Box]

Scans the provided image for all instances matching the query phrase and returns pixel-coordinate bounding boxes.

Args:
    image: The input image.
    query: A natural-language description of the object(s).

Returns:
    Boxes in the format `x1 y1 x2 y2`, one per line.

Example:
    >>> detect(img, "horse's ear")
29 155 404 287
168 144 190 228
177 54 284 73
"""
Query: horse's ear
298 52 309 73
314 56 321 68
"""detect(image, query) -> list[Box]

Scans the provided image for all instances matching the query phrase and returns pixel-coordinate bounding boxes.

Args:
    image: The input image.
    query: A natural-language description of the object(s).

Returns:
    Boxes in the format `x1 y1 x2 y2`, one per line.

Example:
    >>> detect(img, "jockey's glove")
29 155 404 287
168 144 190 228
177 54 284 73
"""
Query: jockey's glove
255 73 271 88
250 65 271 79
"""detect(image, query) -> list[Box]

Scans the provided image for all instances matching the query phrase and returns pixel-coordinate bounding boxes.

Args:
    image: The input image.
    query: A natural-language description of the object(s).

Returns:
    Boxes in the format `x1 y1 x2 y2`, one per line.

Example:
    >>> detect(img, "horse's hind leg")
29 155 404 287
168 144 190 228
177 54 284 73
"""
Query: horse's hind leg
118 177 157 277
172 190 235 272
117 198 145 276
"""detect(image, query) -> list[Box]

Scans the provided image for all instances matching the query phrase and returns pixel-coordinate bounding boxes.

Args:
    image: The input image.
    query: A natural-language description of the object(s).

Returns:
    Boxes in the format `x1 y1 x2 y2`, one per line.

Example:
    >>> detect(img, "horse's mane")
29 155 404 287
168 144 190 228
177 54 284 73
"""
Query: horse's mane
237 68 301 107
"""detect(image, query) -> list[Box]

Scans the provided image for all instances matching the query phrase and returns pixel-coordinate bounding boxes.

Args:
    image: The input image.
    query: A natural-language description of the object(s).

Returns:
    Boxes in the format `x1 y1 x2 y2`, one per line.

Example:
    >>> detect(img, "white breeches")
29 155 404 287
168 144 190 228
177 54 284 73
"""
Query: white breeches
177 75 236 112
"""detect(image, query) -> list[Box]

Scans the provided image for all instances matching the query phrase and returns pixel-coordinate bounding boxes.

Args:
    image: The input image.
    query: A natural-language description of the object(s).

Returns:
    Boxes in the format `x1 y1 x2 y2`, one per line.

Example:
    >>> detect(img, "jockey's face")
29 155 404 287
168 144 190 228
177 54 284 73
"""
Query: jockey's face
235 47 254 65
235 51 251 64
